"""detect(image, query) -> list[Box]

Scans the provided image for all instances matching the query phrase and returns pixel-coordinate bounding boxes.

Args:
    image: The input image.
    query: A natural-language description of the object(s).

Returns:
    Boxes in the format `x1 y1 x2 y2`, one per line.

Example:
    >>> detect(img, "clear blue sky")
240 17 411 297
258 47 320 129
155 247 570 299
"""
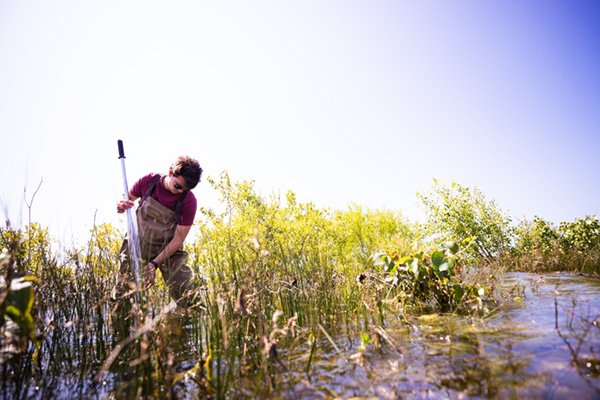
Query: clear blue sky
1 1 599 241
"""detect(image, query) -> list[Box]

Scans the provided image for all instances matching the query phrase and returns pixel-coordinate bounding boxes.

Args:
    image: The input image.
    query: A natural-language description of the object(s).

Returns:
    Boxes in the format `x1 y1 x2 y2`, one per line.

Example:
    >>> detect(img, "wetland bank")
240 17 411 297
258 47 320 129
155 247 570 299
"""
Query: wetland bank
1 176 599 398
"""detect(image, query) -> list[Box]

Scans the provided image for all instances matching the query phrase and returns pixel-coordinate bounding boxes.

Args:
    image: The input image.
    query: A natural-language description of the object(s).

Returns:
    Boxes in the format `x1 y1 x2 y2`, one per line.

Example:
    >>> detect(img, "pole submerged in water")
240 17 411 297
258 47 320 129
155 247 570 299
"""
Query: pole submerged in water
117 140 142 301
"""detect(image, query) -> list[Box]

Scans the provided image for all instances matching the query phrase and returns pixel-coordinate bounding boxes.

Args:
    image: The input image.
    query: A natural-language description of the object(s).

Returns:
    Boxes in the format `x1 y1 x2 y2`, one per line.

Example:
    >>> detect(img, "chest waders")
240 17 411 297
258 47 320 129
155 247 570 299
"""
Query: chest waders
119 176 193 305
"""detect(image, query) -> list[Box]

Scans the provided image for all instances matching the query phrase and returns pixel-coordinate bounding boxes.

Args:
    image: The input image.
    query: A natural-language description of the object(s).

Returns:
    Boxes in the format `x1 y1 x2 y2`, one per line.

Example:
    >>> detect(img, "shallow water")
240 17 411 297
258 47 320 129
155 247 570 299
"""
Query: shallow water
255 272 600 399
5 272 600 399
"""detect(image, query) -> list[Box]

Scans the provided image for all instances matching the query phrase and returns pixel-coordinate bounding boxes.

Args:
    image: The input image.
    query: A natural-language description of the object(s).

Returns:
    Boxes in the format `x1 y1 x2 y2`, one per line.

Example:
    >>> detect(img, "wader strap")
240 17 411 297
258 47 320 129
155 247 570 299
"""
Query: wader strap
139 174 188 223
174 190 189 223
140 175 162 205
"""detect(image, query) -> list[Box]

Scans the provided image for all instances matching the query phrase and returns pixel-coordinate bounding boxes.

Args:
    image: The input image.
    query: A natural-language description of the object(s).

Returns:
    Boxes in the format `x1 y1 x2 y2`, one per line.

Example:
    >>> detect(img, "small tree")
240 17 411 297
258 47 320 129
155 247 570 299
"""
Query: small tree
558 215 600 253
513 216 559 257
417 180 514 264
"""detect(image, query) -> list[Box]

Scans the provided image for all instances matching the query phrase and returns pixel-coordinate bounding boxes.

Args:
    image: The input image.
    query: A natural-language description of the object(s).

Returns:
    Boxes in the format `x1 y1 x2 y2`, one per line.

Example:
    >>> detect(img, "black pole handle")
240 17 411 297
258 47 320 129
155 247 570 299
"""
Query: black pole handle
118 140 125 159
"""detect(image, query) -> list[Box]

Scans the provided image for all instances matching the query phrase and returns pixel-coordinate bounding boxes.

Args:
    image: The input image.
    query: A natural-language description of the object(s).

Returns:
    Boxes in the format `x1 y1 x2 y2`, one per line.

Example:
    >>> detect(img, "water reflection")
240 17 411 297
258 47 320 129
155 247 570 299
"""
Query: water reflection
105 302 208 399
2 272 599 398
261 273 600 399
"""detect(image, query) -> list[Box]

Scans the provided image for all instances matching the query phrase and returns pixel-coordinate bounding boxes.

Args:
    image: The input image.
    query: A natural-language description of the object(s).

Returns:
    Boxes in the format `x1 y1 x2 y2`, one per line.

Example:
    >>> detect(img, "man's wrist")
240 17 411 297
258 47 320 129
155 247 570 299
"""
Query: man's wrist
149 260 159 269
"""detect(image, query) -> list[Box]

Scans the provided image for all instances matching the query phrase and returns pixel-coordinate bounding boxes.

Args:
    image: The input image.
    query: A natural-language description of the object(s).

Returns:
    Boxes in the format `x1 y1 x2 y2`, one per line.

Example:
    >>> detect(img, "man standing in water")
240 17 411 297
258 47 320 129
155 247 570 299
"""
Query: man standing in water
116 156 202 307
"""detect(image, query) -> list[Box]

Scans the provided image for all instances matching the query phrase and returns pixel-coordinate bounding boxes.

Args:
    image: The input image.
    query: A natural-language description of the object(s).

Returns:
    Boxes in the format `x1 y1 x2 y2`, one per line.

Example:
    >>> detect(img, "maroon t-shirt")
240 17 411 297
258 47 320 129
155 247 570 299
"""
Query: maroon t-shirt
130 173 197 226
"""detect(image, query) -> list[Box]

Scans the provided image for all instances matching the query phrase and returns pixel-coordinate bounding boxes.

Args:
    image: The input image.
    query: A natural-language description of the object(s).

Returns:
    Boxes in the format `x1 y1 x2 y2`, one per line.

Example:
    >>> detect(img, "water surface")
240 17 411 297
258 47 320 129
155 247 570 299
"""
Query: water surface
5 272 600 399
253 272 600 399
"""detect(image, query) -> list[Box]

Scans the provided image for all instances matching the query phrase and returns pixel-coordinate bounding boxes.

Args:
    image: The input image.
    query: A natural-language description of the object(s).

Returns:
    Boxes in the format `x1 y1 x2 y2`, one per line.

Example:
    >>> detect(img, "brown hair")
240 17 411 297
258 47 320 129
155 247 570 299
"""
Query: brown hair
171 156 202 189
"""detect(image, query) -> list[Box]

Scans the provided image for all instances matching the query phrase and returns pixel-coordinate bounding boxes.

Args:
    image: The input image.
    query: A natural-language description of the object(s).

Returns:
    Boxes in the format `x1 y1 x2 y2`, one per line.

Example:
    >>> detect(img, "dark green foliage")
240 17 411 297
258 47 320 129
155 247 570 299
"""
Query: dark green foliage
375 241 488 314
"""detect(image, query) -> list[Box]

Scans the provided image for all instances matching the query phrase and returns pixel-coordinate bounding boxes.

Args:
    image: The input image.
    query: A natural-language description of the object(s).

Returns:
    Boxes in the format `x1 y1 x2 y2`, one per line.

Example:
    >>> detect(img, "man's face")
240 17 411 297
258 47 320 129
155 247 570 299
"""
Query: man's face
169 173 188 194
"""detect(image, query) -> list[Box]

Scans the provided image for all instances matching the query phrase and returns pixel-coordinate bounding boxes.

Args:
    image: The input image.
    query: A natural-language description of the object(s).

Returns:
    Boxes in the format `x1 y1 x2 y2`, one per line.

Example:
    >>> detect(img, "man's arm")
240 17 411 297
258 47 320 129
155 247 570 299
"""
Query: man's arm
152 224 192 265
144 224 192 289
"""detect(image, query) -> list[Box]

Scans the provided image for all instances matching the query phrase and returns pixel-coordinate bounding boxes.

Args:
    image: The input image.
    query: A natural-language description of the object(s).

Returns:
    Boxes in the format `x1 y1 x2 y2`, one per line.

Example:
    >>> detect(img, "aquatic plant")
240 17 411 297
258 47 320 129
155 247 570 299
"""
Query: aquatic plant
1 175 598 398
373 239 489 315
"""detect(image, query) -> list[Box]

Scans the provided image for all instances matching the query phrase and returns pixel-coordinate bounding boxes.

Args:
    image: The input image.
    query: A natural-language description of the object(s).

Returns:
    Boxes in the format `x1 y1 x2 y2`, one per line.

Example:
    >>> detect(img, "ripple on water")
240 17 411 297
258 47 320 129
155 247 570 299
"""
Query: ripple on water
266 272 600 399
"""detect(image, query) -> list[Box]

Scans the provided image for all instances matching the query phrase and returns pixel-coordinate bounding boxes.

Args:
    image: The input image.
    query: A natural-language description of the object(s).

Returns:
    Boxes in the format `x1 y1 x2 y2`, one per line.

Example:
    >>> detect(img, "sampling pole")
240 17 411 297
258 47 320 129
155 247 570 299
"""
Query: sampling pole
117 140 142 301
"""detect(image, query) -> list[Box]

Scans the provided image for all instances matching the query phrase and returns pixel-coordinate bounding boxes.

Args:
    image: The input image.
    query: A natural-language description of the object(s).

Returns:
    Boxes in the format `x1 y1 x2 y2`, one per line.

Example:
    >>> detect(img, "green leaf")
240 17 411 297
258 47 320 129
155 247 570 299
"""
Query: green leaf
21 275 40 284
453 285 465 304
431 251 445 267
8 278 34 316
5 304 23 321
446 241 459 254
444 258 456 275
439 261 449 273
383 256 396 273
399 256 412 264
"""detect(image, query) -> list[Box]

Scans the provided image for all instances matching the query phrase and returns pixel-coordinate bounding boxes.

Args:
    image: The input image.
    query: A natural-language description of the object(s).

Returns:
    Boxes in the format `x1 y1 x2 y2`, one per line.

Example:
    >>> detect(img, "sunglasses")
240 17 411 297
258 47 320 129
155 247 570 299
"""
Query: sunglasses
172 174 186 191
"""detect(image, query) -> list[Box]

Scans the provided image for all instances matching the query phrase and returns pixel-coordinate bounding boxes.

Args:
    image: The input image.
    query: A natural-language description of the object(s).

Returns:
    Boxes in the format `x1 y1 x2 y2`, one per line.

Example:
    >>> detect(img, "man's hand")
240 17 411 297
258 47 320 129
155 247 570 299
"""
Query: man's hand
144 263 157 289
116 199 135 213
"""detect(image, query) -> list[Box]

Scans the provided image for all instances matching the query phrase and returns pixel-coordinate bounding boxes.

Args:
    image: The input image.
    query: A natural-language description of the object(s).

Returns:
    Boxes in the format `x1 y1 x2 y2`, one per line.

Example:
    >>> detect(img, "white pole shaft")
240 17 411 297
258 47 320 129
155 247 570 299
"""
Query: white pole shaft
119 156 142 294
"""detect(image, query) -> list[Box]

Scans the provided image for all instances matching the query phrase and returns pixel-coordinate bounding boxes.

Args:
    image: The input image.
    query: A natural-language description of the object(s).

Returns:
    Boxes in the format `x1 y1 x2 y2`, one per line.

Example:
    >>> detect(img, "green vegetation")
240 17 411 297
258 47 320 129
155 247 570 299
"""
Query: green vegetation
0 175 598 397
512 215 600 273
418 180 600 274
417 180 514 264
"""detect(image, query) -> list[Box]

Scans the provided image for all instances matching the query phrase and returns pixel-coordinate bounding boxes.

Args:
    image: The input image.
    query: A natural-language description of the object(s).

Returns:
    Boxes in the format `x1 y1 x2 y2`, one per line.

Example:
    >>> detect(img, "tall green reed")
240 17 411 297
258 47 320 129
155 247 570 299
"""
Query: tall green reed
0 174 513 398
185 172 480 397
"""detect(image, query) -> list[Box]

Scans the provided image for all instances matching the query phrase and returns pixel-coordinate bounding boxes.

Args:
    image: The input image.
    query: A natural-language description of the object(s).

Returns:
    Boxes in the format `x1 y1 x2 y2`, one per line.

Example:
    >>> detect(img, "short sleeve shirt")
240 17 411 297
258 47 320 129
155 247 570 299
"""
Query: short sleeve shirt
130 173 197 226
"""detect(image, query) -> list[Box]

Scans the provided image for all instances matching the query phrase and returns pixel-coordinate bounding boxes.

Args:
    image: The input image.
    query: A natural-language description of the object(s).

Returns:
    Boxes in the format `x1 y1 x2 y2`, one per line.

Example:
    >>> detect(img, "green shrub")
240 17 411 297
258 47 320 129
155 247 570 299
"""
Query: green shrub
559 215 600 252
374 240 490 314
417 181 514 264
511 215 600 273
513 216 558 257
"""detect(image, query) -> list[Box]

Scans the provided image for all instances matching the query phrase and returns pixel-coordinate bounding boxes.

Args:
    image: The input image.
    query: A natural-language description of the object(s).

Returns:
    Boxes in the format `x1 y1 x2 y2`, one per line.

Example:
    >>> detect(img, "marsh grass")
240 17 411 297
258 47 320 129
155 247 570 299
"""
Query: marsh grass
1 175 597 398
506 246 600 275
